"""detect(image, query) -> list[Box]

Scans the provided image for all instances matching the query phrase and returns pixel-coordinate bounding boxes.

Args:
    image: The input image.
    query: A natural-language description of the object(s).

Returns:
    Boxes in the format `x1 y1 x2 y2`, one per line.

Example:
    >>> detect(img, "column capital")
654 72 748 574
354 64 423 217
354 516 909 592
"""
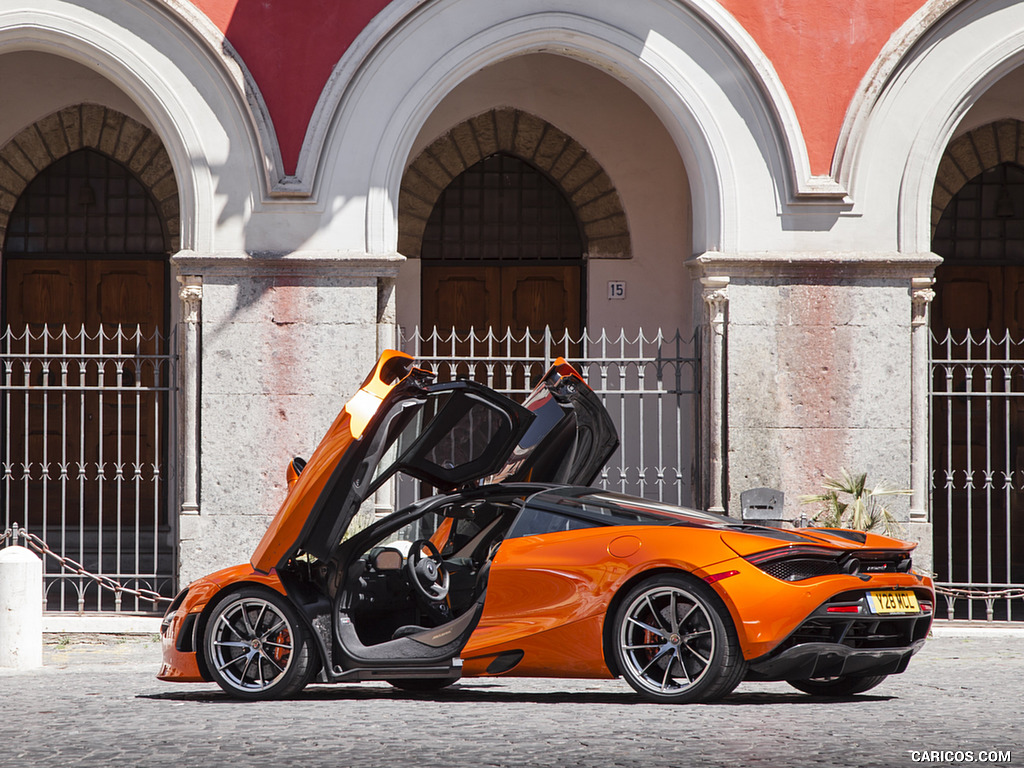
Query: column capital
911 278 935 327
176 275 203 325
701 277 729 325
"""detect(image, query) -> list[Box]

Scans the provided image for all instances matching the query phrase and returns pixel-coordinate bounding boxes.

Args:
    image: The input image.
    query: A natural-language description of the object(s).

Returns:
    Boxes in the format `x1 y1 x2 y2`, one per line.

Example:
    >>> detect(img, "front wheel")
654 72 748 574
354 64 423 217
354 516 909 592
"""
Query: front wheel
203 586 316 700
612 574 746 703
787 674 888 696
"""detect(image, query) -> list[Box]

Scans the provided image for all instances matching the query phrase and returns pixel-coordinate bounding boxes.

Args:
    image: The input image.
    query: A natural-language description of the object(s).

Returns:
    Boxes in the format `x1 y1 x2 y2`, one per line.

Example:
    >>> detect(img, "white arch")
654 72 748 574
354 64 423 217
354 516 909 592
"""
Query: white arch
0 0 266 252
839 0 1024 253
310 0 829 255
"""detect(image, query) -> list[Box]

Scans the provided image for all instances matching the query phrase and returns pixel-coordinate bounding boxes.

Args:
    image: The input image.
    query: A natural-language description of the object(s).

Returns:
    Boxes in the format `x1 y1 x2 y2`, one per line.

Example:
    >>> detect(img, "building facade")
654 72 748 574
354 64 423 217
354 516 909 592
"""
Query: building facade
2 0 1023 619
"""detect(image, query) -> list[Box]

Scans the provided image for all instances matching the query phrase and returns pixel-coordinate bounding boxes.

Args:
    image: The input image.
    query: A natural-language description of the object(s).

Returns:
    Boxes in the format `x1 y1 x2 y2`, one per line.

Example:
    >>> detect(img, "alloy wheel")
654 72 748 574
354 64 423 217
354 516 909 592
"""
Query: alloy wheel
617 583 717 698
208 595 299 695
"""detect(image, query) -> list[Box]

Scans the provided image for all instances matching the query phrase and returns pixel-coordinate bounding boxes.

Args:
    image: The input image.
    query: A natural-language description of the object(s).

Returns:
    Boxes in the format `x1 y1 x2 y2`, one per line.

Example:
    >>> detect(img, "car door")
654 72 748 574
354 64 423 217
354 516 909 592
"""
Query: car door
252 352 620 572
258 376 537 569
485 359 619 487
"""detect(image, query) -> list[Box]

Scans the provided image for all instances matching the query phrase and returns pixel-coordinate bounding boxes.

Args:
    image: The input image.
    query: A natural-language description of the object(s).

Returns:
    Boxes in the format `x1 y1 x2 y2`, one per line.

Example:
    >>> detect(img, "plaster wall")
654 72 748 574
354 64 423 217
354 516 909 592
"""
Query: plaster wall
395 54 693 337
953 63 1024 138
0 52 152 145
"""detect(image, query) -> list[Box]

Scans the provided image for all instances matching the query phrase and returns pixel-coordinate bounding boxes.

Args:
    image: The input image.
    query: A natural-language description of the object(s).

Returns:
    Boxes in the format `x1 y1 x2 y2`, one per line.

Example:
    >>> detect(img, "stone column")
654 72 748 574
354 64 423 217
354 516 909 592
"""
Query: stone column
910 278 935 522
907 277 936 573
177 275 202 517
169 250 405 581
377 277 397 354
702 276 729 514
374 276 398 520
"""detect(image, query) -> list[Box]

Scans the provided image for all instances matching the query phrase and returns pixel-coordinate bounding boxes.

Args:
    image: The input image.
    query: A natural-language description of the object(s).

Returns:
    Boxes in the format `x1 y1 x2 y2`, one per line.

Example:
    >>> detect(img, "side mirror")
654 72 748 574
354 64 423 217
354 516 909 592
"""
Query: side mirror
286 457 307 488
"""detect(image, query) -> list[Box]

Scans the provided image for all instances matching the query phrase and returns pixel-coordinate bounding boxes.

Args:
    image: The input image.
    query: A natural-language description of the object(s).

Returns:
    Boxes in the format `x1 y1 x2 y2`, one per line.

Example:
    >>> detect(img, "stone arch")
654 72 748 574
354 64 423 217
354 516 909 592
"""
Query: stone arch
398 108 630 259
0 104 180 252
932 119 1024 234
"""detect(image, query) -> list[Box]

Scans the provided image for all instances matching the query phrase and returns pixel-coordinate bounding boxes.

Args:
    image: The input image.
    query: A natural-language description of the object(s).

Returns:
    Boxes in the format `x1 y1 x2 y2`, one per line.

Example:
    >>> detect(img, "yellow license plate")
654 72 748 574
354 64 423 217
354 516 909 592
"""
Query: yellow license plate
867 590 920 614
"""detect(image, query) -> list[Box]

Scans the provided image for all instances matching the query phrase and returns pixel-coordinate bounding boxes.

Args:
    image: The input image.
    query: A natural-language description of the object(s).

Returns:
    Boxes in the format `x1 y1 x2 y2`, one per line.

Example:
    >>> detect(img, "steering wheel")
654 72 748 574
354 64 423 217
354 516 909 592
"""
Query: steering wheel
406 539 450 602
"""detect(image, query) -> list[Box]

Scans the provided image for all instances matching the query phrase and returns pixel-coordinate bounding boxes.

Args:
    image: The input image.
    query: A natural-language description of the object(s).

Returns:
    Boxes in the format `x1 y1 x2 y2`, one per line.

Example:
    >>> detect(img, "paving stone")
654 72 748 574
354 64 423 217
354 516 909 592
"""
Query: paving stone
0 633 1019 767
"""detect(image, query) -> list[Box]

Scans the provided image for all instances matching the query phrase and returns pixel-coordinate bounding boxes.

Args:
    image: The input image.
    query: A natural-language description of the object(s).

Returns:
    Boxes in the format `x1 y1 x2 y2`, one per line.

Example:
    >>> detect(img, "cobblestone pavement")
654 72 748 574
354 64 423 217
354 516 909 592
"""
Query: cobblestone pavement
0 631 1020 768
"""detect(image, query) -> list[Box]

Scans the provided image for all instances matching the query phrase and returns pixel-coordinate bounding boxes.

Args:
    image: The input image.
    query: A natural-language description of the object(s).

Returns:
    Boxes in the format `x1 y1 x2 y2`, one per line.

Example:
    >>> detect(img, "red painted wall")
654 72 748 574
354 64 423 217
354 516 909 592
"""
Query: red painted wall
193 0 925 177
720 0 922 175
194 0 390 174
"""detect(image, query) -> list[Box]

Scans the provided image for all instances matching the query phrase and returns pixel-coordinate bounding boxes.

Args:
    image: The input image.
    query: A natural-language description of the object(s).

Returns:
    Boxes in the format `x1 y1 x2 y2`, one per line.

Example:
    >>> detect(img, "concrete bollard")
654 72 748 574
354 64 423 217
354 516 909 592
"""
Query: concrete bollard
0 545 43 669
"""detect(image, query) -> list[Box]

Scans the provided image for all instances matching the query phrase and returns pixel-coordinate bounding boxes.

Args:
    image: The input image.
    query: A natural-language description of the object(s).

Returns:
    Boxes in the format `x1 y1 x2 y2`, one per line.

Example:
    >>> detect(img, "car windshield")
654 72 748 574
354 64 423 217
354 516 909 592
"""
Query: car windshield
367 395 441 491
366 386 521 497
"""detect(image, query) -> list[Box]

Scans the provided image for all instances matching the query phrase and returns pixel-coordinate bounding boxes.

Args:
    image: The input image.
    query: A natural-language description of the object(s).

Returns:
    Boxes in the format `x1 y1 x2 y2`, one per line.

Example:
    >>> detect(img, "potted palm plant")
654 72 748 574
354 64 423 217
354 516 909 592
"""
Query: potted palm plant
800 469 910 536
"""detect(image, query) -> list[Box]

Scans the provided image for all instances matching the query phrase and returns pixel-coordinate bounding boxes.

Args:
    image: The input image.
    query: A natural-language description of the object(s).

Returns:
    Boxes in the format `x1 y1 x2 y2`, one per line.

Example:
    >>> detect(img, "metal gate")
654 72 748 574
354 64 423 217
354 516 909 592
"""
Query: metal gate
399 326 700 509
1 325 177 612
931 329 1024 620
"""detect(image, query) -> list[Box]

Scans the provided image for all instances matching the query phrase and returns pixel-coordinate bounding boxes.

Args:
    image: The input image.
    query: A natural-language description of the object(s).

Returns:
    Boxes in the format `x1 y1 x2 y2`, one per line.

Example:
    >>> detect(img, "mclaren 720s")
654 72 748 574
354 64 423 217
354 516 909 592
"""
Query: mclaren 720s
158 350 934 703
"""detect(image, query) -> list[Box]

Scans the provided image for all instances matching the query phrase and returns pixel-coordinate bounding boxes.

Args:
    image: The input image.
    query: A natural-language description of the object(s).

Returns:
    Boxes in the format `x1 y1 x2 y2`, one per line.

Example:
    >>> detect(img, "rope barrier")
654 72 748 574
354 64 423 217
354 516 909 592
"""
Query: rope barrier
2 525 172 605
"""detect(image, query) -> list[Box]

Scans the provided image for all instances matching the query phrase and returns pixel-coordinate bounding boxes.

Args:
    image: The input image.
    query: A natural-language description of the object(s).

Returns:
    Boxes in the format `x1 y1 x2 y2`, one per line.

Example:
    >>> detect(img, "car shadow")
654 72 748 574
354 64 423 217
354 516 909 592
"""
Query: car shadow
705 691 894 705
138 683 894 706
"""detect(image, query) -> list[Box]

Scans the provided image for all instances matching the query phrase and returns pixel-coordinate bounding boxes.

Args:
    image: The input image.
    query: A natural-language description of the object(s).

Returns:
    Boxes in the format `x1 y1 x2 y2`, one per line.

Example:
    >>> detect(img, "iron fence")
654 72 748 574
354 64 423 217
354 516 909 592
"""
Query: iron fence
398 326 700 510
931 329 1024 620
1 324 177 612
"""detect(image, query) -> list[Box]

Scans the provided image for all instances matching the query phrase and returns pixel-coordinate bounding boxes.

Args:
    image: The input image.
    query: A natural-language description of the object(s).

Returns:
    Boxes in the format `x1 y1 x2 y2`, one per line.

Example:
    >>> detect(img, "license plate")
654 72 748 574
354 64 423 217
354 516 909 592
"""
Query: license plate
867 590 920 614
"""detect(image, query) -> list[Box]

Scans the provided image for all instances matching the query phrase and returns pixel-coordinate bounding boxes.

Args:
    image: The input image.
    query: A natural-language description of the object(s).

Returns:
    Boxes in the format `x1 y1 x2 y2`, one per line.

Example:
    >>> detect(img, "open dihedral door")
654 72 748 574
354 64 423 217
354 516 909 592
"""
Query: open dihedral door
301 379 536 562
326 382 537 679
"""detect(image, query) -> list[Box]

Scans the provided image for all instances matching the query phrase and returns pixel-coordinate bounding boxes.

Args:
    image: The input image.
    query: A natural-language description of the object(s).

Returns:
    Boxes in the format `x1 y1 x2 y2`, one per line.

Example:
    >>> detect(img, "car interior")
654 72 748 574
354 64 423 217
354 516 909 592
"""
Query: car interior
342 496 523 648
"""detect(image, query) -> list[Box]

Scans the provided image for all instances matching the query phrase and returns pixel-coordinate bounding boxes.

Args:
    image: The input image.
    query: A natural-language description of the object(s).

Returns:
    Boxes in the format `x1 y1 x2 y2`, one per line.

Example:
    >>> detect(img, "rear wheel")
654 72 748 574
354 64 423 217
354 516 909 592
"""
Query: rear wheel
787 674 888 696
613 574 746 703
204 586 316 700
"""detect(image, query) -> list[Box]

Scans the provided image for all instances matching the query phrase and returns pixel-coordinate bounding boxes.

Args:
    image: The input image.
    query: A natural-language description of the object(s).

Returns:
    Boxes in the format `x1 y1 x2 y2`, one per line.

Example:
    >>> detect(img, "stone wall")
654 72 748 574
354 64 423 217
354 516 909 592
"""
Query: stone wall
690 253 938 571
172 255 401 584
727 276 912 516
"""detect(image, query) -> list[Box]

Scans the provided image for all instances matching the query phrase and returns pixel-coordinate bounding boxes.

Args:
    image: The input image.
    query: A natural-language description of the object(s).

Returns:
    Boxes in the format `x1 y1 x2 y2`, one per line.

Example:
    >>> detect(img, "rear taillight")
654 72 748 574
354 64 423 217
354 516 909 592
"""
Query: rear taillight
744 546 914 582
743 546 845 582
826 605 861 613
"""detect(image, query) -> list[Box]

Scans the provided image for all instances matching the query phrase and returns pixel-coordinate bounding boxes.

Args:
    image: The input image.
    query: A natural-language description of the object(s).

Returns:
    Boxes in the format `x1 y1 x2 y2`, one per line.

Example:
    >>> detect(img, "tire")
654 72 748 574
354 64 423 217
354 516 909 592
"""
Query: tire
787 674 888 697
387 677 455 692
203 586 316 700
612 573 747 703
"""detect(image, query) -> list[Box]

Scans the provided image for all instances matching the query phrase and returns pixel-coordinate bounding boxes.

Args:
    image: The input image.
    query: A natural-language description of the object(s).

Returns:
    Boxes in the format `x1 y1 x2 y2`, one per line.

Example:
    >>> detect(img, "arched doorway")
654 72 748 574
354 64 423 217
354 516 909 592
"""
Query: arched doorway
420 151 584 342
1 108 179 611
400 108 631 390
396 106 699 514
931 122 1024 619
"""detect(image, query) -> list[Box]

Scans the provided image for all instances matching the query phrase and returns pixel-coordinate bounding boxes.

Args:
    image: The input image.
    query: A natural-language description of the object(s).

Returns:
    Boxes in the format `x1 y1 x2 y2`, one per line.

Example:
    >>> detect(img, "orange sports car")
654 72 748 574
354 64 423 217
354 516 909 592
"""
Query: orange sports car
158 350 934 703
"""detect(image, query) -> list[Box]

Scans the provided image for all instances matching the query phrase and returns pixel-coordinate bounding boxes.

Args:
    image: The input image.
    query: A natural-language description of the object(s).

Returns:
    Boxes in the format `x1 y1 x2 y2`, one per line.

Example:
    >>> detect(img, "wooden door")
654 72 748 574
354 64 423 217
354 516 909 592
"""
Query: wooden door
4 258 165 529
421 264 581 391
500 266 581 339
932 266 1003 334
421 266 501 331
